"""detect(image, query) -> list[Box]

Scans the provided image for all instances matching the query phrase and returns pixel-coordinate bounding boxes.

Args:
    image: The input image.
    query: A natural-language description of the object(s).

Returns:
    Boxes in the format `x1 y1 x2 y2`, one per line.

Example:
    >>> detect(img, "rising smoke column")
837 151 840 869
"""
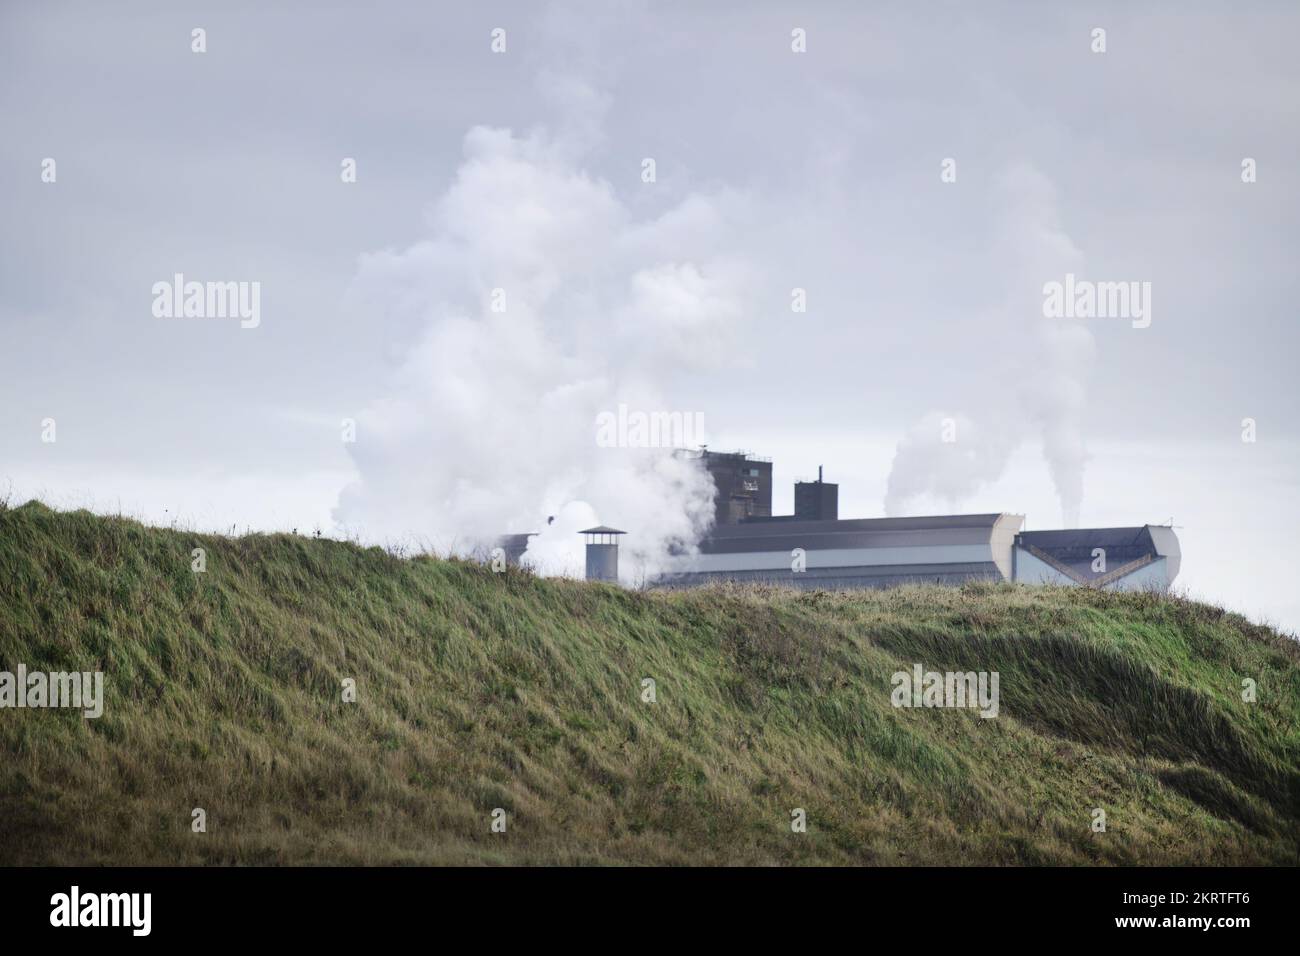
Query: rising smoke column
333 104 753 579
1003 163 1094 527
883 163 1094 525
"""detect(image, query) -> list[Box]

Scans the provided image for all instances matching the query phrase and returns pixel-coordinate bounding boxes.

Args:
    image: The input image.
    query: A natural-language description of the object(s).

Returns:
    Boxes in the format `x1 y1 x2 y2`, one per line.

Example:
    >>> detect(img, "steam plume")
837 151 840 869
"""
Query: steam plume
333 96 751 579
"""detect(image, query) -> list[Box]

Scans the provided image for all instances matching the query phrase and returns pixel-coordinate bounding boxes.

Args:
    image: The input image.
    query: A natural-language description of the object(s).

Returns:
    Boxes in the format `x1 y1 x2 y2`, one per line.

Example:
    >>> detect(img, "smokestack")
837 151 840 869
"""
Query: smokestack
580 526 625 583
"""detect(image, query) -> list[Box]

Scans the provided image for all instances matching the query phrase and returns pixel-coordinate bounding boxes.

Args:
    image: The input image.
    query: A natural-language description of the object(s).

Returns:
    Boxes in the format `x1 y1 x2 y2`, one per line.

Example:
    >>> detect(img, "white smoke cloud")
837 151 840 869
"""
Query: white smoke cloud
883 413 1019 516
884 163 1094 525
333 91 751 579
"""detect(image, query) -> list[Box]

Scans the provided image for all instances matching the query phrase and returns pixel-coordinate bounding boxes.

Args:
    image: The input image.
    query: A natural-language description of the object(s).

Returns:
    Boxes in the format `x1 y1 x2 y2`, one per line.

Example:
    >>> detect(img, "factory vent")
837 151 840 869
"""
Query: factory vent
580 526 626 583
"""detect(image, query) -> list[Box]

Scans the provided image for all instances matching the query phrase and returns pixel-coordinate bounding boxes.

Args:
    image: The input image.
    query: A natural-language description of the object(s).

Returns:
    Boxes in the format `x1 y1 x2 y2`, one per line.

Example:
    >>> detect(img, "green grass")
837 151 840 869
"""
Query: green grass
1 499 1297 865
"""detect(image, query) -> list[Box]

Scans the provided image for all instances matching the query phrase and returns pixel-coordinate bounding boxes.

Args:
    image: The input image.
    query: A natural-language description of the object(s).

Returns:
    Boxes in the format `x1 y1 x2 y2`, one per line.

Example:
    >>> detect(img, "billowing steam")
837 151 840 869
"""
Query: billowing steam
333 95 751 580
884 163 1094 526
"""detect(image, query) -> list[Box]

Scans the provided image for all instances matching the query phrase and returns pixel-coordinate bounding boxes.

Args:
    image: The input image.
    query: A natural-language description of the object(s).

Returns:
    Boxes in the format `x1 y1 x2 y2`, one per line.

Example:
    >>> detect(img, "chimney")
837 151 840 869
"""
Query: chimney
579 526 625 582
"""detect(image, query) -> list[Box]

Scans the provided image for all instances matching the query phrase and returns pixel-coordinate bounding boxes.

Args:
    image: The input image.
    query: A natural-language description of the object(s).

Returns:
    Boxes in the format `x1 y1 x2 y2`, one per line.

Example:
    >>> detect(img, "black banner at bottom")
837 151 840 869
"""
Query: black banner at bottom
0 865 1286 942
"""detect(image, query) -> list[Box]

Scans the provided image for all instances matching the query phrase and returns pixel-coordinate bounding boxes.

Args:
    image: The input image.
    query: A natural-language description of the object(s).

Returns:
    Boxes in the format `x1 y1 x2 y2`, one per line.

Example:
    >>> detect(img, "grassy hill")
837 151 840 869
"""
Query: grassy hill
0 499 1296 866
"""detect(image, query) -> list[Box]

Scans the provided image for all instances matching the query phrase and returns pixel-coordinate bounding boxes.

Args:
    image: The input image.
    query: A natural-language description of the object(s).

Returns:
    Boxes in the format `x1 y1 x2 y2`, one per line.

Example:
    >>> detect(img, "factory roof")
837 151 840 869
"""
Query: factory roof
698 513 1023 555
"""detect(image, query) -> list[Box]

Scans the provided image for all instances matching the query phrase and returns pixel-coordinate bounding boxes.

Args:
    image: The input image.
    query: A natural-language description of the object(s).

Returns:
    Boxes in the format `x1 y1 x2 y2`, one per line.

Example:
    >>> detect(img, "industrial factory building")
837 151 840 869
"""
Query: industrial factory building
646 450 1181 593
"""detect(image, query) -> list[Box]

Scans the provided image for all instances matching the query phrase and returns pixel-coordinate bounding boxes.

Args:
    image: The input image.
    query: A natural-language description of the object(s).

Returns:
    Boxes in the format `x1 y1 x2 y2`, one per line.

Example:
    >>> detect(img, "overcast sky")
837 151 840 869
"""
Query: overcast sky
2 1 1297 631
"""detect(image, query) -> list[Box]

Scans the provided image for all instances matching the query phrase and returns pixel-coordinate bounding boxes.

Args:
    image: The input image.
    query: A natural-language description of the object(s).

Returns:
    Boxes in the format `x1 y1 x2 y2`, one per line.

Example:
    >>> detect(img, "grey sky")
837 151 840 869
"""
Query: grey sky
2 2 1297 629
